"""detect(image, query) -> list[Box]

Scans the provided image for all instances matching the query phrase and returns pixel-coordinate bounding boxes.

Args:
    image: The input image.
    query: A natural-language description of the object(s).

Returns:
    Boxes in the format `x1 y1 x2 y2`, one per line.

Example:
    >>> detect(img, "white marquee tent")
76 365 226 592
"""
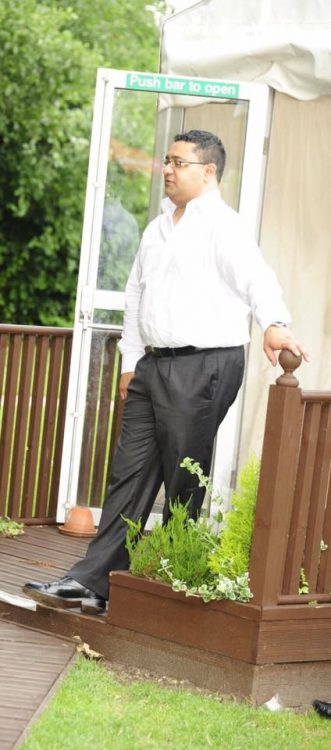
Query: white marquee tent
160 0 331 481
162 0 331 100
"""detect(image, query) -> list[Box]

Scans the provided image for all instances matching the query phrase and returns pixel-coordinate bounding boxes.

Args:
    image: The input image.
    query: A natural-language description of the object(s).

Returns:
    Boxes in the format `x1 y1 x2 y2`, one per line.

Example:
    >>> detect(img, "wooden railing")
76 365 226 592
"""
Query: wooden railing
0 325 72 523
0 325 123 523
250 350 331 607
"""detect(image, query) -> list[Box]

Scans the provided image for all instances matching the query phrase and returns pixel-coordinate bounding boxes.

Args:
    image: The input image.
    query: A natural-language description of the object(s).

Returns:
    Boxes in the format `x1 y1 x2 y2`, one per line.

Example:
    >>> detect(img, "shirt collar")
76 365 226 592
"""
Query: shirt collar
161 188 222 218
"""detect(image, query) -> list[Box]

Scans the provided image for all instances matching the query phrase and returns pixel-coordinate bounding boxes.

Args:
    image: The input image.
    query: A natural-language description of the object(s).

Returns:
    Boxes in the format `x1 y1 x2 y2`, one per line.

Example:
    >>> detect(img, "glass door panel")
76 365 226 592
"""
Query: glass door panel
96 89 160 294
76 88 160 514
183 101 248 210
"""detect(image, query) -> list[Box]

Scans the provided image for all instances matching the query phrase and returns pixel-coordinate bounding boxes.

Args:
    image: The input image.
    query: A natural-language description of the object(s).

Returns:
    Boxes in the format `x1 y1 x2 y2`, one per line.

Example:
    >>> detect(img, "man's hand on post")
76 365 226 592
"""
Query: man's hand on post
263 325 310 367
119 372 135 401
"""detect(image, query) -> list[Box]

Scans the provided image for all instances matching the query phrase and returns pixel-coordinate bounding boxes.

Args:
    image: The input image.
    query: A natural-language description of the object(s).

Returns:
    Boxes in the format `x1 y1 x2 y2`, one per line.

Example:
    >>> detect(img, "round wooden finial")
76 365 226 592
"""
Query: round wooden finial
276 350 302 387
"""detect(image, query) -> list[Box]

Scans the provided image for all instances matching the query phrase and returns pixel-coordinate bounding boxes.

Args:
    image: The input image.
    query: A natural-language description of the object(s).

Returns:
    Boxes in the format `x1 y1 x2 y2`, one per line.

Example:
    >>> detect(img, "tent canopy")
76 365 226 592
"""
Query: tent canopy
161 0 331 100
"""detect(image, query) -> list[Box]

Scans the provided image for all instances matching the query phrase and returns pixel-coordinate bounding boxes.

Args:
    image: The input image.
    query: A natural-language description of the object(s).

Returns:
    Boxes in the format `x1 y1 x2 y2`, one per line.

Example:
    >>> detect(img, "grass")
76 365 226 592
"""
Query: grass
21 658 330 750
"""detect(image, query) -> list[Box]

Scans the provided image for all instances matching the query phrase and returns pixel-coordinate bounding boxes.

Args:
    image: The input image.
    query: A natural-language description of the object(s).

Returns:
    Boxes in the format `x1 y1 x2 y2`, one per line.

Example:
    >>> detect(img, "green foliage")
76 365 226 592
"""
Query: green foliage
180 455 224 521
0 516 24 537
42 0 166 71
208 454 260 578
125 456 260 603
299 567 309 594
0 0 164 325
125 515 172 578
179 457 214 493
125 502 217 589
0 0 96 325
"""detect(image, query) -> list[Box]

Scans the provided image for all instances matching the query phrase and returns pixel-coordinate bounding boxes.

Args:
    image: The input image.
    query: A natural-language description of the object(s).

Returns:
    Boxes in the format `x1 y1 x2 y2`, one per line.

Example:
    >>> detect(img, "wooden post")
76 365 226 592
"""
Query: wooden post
249 351 304 607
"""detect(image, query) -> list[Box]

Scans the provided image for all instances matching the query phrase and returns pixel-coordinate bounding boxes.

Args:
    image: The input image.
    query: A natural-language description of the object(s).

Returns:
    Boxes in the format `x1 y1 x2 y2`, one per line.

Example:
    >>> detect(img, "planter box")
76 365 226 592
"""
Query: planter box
108 572 331 665
106 572 331 707
108 571 261 663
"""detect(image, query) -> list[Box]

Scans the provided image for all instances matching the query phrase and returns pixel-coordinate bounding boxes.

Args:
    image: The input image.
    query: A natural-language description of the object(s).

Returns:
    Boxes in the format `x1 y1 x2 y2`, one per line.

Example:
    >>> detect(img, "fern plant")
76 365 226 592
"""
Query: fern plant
125 515 173 579
125 502 217 588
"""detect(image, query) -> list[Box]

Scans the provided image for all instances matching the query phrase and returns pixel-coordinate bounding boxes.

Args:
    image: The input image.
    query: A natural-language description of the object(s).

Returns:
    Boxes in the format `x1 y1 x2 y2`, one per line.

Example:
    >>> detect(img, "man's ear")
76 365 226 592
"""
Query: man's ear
204 163 217 180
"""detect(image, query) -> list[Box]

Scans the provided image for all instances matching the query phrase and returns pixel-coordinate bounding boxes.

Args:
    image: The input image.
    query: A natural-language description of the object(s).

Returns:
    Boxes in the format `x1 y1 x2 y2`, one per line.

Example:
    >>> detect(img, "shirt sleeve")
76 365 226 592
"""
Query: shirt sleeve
117 252 146 373
217 215 291 331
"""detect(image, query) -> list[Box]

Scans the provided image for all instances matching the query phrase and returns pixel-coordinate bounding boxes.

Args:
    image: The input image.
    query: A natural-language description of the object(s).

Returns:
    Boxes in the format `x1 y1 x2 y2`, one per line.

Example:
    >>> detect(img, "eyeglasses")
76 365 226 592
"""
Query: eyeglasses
163 157 208 169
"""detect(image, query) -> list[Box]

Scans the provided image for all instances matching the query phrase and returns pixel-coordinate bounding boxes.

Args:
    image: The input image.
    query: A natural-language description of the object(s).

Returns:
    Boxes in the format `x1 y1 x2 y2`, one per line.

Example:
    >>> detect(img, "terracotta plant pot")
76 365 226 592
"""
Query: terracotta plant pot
59 506 97 537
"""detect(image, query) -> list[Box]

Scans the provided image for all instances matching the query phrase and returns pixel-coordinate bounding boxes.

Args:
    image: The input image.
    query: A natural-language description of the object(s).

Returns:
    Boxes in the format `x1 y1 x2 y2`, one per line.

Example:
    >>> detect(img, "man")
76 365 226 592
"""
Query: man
23 130 309 615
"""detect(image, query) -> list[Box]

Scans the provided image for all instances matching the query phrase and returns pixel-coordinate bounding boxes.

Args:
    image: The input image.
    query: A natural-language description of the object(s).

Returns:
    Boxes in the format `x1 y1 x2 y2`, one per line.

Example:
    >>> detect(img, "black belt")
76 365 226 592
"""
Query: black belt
145 345 202 357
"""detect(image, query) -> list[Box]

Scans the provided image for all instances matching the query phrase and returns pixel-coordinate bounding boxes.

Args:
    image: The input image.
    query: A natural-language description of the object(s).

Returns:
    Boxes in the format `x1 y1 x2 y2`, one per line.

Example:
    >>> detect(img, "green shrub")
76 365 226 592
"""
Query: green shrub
125 455 260 604
208 453 260 579
125 502 217 588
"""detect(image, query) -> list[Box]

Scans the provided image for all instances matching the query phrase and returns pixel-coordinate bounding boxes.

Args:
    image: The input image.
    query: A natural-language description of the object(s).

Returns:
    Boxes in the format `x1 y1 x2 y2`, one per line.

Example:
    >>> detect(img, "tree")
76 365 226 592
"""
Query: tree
0 0 164 325
43 0 165 71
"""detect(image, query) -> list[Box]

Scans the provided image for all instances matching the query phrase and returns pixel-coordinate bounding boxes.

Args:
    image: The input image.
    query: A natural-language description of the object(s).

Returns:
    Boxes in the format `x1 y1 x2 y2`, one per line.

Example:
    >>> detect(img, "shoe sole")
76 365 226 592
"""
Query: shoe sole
80 598 106 615
23 585 83 610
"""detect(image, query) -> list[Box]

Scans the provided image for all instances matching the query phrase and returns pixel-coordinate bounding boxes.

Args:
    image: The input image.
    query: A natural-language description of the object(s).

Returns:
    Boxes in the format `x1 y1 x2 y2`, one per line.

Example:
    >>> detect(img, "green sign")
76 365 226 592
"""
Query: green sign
125 73 240 100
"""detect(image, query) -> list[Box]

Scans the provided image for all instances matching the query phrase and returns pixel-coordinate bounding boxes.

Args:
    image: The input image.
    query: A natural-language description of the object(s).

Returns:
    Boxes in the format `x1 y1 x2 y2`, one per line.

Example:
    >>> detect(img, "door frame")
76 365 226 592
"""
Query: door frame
57 68 271 523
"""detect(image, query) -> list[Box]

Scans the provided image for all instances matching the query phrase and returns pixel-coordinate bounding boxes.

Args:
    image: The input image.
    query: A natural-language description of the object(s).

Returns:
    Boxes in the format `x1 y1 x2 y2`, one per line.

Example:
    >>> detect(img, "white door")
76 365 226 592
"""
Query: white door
57 68 271 524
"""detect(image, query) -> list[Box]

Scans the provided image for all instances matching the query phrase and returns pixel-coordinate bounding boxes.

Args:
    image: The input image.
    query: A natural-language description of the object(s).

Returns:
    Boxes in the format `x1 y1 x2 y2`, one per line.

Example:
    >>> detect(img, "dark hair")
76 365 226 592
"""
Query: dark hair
174 130 226 182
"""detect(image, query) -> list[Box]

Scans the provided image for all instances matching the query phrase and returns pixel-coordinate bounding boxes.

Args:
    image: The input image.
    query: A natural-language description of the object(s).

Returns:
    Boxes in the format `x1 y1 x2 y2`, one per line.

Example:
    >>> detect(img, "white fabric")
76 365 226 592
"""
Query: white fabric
161 0 331 100
118 189 290 372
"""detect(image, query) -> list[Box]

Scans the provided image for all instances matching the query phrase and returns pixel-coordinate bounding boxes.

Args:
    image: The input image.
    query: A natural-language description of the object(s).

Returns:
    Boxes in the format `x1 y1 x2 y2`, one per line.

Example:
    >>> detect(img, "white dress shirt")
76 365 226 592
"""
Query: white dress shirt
118 189 290 373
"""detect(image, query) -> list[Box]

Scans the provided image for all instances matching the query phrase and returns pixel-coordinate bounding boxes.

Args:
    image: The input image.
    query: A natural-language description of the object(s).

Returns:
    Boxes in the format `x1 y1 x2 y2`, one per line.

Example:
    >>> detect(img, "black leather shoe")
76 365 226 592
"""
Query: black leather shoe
313 699 331 718
23 576 106 614
80 597 106 615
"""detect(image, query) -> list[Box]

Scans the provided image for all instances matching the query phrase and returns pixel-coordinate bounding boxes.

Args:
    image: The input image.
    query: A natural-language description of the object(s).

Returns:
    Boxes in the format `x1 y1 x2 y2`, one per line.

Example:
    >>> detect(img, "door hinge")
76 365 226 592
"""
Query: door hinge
80 285 94 330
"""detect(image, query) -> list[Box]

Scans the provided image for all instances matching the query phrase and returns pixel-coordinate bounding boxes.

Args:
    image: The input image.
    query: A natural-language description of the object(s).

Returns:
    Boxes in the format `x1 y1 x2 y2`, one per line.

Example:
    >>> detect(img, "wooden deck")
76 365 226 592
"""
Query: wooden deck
0 525 109 638
0 527 92 748
0 525 90 597
0 621 75 750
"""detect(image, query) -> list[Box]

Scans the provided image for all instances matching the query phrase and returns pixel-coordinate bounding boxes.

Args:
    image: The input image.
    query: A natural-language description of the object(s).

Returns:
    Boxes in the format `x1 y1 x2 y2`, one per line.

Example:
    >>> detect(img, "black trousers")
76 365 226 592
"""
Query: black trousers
69 346 245 599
